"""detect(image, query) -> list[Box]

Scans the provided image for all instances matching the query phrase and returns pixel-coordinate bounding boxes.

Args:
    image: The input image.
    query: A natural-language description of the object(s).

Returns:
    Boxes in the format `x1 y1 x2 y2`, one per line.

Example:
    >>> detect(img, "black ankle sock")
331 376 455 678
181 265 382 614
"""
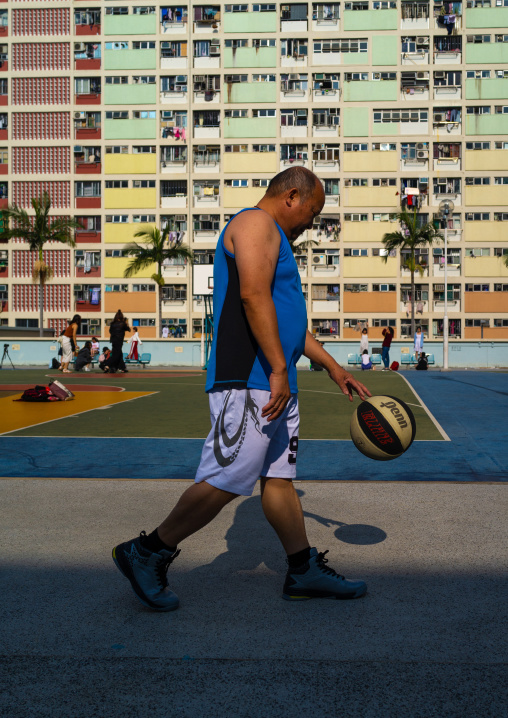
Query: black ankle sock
142 529 176 554
287 546 311 569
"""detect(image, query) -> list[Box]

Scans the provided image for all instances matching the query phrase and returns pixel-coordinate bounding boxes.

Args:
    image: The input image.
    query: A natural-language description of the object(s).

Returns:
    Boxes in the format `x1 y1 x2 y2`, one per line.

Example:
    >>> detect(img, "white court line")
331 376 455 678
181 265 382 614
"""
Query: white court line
0 392 158 437
396 373 451 441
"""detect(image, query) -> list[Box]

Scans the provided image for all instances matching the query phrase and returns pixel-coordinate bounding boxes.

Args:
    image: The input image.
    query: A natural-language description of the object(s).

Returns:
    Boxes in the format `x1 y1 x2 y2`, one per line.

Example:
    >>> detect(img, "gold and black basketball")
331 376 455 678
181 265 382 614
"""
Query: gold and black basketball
350 395 416 461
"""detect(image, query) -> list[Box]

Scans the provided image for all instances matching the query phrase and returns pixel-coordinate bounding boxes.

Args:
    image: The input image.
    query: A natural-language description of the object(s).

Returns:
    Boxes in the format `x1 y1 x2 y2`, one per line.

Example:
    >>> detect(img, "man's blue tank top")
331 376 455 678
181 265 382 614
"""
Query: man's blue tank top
205 208 307 394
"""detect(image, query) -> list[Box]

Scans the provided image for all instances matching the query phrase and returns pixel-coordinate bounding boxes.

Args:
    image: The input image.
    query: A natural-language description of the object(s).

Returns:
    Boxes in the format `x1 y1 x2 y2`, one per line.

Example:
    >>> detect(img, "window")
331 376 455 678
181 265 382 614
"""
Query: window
252 109 276 118
467 35 491 43
465 177 490 185
344 143 368 151
225 179 248 187
105 215 129 223
105 180 128 189
344 179 368 187
466 141 490 150
252 74 276 83
253 179 270 187
344 213 368 221
133 110 156 119
466 70 491 79
281 39 307 56
494 319 508 327
494 247 508 256
372 72 396 81
344 72 368 82
105 284 128 292
465 319 490 327
132 76 156 85
75 182 101 197
224 144 248 153
466 248 490 256
133 41 155 49
105 111 129 120
494 284 508 291
133 145 156 154
312 108 340 126
465 284 490 291
225 109 248 118
313 38 367 53
495 177 508 184
372 319 396 327
494 213 508 221
15 319 38 328
105 76 128 86
252 3 276 10
162 285 187 300
224 40 248 49
132 284 156 292
372 284 396 292
372 178 396 186
466 106 490 115
132 180 156 188
465 212 490 220
253 144 276 153
105 249 130 258
372 248 396 257
225 4 248 11
194 250 215 264
374 109 428 123
132 214 155 222
373 143 396 151
344 284 368 292
253 38 276 47
105 146 128 154
344 248 368 256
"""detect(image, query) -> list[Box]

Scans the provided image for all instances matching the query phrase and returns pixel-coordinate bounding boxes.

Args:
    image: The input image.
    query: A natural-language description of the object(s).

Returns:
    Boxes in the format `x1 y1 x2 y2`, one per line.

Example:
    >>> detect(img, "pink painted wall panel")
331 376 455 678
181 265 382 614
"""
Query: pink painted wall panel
12 77 70 106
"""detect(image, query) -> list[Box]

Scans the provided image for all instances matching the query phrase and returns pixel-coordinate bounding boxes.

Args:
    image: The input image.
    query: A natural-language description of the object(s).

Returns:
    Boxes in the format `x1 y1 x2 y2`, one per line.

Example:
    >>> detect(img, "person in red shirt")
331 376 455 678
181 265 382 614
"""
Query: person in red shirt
381 326 394 370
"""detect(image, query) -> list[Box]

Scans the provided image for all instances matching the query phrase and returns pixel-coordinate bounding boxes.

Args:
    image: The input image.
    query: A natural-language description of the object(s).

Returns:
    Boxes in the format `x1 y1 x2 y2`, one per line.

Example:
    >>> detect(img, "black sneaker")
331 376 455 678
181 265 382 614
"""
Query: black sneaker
112 532 180 611
283 548 367 601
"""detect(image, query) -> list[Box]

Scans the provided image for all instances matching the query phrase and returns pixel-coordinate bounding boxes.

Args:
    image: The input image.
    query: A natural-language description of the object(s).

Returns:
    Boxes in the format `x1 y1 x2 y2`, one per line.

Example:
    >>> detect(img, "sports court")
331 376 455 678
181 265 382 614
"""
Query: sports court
0 368 506 716
0 367 506 482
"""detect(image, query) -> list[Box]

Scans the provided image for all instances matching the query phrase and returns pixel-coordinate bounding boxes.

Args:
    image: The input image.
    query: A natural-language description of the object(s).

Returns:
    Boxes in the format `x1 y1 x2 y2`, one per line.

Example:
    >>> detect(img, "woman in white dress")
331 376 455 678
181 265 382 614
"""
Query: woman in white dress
414 326 424 362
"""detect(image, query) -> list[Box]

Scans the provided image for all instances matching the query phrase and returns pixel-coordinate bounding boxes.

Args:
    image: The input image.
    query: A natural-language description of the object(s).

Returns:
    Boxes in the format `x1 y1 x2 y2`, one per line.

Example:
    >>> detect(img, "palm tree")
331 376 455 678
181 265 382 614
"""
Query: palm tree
123 225 193 337
381 209 444 336
504 254 508 269
0 193 81 336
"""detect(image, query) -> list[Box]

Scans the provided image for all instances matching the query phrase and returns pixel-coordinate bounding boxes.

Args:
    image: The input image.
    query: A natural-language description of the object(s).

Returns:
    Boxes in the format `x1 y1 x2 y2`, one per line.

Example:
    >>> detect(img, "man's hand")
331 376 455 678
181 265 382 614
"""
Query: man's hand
328 365 372 403
262 368 291 421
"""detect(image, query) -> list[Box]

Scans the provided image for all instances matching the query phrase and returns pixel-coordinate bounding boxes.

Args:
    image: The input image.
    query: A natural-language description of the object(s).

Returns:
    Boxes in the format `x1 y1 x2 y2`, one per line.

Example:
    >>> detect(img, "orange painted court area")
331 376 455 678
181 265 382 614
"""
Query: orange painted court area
0 391 155 435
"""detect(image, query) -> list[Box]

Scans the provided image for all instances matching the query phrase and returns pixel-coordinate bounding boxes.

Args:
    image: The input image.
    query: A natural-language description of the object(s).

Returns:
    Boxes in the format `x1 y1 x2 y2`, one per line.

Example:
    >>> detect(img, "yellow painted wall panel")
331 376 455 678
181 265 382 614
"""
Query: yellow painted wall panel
464 221 507 242
342 151 398 173
104 223 156 244
105 292 157 313
104 188 157 209
104 257 157 279
344 186 398 208
464 257 508 277
223 186 265 208
464 186 506 207
464 150 508 172
104 154 157 175
343 257 397 278
223 152 278 174
342 222 391 243
465 327 508 339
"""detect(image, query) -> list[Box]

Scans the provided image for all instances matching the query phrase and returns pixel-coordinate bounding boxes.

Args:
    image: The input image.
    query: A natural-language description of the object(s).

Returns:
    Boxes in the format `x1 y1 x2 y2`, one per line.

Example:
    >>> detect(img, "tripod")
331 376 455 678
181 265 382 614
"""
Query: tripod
0 343 15 369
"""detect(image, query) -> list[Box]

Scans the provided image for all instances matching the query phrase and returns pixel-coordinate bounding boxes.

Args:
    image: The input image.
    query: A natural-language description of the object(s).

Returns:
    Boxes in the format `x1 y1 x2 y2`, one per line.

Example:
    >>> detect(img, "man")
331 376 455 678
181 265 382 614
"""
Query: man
162 325 169 339
112 167 371 611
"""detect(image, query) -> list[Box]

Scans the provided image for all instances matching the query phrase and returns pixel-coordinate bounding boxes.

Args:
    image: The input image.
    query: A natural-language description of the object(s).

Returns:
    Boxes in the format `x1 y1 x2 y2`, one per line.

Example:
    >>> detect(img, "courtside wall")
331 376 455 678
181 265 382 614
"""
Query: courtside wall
4 340 508 369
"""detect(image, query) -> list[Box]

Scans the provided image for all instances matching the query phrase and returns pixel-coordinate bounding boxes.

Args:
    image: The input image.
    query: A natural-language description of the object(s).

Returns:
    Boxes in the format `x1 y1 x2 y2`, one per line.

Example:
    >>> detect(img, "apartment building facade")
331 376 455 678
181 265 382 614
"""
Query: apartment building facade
0 0 507 342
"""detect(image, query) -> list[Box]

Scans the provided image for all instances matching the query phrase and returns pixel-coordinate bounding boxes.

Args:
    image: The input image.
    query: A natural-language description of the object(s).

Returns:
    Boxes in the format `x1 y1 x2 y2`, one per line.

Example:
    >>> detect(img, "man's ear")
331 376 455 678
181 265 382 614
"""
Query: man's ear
286 188 299 206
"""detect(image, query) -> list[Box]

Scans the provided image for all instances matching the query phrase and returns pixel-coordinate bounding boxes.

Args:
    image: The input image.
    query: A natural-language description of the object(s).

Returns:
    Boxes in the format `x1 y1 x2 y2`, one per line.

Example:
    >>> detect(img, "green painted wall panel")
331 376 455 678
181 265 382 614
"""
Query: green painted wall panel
226 83 277 103
104 84 157 105
104 119 157 139
465 77 508 100
342 52 369 66
372 123 398 136
104 15 156 35
466 7 508 28
223 117 277 138
224 12 277 32
343 80 397 102
104 49 157 71
342 107 369 137
465 114 508 135
371 35 398 66
343 9 397 31
224 47 278 68
466 44 508 65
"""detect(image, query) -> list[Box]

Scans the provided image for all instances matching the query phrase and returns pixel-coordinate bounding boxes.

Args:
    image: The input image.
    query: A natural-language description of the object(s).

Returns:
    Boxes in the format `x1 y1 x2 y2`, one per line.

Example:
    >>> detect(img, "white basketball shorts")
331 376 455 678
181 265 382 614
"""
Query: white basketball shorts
195 388 300 496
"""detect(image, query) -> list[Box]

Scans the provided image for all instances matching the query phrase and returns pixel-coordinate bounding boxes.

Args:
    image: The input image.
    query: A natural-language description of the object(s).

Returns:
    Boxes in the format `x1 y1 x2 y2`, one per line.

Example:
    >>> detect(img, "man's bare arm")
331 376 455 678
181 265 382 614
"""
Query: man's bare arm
303 330 371 402
229 210 291 420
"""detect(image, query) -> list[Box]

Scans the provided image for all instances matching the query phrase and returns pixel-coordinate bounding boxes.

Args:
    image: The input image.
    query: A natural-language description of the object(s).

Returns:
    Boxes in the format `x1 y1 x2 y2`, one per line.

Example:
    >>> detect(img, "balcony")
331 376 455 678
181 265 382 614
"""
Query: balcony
281 9 308 33
433 109 461 135
75 161 101 175
161 152 187 174
193 7 221 34
75 23 101 36
400 299 429 316
76 265 101 278
432 261 461 278
312 7 339 32
433 14 461 32
75 125 101 141
434 84 461 101
75 299 101 312
433 38 461 64
401 38 429 65
75 229 101 244
312 158 339 173
160 7 187 34
161 50 189 70
75 92 101 106
433 299 461 312
401 3 429 31
434 156 460 171
74 44 101 71
160 195 187 209
161 261 187 278
193 149 220 174
0 161 6 175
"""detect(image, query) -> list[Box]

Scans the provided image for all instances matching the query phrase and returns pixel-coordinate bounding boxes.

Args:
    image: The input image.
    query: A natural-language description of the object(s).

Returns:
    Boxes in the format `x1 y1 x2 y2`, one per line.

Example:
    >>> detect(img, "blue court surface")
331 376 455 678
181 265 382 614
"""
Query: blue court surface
1 371 507 482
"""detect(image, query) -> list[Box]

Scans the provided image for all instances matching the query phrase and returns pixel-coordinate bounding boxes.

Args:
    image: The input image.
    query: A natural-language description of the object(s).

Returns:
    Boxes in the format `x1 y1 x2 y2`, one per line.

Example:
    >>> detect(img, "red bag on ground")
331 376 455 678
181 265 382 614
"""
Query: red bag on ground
15 385 54 402
48 380 75 401
390 361 400 371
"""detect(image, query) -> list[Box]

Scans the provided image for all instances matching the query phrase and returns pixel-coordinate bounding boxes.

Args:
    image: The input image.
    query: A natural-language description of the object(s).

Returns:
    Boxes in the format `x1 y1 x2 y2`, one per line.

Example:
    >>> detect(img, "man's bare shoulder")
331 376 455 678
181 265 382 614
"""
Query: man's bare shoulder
228 208 277 235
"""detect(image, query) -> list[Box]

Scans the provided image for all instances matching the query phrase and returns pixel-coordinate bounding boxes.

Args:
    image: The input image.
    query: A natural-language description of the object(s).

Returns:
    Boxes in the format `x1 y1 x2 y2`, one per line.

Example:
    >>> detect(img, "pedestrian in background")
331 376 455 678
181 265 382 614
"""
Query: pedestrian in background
360 327 369 355
128 327 142 361
109 310 131 374
60 314 81 373
381 326 394 371
75 341 93 372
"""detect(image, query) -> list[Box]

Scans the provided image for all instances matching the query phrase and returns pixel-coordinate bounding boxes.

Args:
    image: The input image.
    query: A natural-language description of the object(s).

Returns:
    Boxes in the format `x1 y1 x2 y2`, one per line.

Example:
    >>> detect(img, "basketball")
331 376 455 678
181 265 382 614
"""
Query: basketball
350 395 416 461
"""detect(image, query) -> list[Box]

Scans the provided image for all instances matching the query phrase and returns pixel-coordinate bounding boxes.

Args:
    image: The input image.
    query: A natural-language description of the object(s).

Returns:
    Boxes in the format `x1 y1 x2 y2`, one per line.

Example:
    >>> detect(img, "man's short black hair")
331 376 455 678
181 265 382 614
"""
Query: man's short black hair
265 167 321 203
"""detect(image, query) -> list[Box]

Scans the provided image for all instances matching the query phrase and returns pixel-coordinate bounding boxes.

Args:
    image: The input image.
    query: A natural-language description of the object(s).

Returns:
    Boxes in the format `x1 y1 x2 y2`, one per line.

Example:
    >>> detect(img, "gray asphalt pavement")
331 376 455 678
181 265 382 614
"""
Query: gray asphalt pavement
1 478 506 717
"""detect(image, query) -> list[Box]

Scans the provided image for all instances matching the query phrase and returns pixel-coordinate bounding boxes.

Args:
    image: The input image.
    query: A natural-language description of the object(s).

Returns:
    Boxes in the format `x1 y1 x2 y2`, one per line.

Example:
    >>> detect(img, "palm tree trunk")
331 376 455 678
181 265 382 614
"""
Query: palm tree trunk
410 263 415 338
158 285 163 338
39 248 44 337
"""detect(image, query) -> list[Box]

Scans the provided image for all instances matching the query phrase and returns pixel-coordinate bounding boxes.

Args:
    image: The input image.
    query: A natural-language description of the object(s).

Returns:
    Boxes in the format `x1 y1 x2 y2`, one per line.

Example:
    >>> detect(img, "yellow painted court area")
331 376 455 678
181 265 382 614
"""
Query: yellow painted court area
1 392 154 435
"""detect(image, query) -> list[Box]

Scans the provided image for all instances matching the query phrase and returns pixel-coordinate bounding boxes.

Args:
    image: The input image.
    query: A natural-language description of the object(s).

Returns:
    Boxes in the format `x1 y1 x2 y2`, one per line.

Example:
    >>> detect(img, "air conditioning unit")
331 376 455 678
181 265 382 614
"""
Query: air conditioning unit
416 142 426 150
197 145 207 151
74 43 86 52
418 37 429 45
289 73 299 80
466 35 474 43
74 112 86 119
74 146 83 153
351 214 361 221
434 72 446 79
200 214 211 220
437 178 447 185
417 150 428 159
416 72 427 79
434 113 443 122
74 285 83 291
194 75 205 83
312 254 326 265
90 319 100 326
175 215 186 221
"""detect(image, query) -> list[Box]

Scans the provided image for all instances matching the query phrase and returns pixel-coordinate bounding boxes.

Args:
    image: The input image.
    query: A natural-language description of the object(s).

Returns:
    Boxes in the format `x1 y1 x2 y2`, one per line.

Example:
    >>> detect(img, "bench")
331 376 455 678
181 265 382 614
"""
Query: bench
400 351 435 367
348 353 380 367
